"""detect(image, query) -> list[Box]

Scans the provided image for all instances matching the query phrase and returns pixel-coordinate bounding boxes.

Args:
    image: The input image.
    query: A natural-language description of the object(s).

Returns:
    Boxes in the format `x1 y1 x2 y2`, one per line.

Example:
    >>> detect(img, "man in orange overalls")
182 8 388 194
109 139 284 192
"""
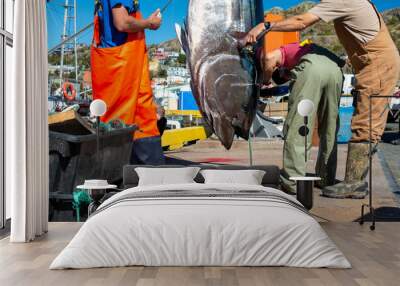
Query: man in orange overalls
244 0 400 199
91 0 165 165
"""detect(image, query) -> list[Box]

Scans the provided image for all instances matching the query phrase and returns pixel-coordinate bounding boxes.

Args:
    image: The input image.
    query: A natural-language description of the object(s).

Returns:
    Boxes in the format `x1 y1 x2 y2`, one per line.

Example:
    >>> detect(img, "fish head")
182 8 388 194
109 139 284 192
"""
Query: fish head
197 52 258 149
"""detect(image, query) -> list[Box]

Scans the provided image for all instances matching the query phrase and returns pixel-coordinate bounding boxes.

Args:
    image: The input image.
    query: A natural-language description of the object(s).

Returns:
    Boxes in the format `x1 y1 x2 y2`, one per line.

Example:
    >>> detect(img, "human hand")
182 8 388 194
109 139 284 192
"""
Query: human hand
243 23 266 45
147 9 162 30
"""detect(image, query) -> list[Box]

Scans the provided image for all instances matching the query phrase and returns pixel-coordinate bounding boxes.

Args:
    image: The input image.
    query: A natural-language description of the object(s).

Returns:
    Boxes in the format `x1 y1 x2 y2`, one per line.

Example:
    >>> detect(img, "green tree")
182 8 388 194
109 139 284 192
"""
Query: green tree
177 53 187 65
158 67 167 78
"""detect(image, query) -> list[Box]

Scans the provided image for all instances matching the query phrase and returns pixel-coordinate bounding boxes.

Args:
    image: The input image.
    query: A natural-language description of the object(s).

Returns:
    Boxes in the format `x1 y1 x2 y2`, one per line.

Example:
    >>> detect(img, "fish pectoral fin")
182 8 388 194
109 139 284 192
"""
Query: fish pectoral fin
175 23 189 56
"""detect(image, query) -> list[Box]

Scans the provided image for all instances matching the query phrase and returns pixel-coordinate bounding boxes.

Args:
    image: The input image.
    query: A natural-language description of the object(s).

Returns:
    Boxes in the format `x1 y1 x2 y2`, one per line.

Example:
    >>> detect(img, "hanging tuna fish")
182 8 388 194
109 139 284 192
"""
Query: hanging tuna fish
176 0 265 149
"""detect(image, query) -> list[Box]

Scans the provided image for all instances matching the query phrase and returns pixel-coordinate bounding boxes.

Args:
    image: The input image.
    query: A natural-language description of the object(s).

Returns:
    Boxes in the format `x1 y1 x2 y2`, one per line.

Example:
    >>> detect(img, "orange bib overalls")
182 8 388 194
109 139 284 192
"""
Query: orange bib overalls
90 2 164 165
91 7 160 141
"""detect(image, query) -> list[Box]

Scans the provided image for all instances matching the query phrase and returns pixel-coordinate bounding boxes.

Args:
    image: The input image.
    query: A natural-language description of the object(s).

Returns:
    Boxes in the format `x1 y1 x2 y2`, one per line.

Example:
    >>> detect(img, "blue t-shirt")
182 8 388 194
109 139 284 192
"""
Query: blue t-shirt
98 0 137 48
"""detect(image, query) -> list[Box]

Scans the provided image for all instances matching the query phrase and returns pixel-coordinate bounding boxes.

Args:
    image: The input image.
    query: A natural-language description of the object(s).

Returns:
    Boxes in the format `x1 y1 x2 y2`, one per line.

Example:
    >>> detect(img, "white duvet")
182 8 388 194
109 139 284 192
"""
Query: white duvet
50 183 351 269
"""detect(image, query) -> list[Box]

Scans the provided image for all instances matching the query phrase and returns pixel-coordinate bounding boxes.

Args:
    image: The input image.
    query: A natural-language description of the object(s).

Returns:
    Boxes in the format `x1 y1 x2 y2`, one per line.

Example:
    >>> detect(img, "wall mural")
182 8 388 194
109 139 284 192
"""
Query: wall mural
46 0 400 223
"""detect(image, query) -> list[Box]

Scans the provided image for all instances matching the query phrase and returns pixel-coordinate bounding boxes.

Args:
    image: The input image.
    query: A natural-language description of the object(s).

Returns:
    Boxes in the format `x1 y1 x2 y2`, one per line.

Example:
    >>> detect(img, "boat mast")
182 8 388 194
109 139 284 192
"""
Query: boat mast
74 0 78 83
59 0 78 85
60 0 69 85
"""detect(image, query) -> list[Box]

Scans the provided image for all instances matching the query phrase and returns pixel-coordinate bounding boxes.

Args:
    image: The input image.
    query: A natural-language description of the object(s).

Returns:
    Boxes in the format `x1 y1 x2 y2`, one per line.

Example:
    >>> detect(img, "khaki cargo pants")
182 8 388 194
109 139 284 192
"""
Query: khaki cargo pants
281 53 343 191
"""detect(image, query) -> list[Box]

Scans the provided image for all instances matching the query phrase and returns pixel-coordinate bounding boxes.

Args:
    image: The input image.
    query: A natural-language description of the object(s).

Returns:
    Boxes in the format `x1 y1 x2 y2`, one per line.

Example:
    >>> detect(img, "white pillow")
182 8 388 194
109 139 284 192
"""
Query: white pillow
135 167 201 186
200 169 266 185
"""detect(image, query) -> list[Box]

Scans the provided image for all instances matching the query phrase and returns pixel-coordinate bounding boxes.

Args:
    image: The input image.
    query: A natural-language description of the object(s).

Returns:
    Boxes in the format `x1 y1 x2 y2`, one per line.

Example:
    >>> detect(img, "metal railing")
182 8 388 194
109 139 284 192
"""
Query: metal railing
360 94 400 231
48 22 93 55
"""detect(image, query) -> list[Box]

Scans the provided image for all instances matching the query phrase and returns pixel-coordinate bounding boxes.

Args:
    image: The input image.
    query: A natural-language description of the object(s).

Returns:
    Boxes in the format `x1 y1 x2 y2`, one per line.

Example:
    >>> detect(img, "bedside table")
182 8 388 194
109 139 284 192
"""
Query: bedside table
290 177 321 210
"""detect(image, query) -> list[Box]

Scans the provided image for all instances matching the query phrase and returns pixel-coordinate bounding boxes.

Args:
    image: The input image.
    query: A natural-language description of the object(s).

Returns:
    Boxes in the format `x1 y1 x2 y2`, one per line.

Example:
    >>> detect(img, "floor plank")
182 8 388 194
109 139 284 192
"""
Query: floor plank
0 222 399 286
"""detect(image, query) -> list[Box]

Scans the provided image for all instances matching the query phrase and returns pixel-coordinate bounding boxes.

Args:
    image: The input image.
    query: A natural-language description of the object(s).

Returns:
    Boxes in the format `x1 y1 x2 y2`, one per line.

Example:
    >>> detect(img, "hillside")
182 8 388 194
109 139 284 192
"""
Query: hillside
48 1 400 82
383 8 400 51
151 2 400 57
267 2 344 54
148 38 181 54
158 38 182 51
267 2 400 55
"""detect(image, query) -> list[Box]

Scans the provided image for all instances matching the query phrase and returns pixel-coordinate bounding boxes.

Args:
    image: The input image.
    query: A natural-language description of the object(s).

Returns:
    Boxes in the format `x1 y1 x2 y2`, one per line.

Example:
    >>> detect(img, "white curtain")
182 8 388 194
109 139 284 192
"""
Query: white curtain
8 0 49 242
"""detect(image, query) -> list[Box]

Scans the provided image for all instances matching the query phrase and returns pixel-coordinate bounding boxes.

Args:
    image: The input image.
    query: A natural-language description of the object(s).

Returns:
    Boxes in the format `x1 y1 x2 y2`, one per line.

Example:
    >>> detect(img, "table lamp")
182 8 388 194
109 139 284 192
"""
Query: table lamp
297 99 315 162
90 99 107 159
290 99 320 210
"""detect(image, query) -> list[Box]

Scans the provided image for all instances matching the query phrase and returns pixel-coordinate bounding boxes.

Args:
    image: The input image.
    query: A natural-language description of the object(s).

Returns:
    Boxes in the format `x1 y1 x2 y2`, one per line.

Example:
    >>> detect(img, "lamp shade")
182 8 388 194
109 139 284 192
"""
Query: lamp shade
297 99 315 117
90 99 107 117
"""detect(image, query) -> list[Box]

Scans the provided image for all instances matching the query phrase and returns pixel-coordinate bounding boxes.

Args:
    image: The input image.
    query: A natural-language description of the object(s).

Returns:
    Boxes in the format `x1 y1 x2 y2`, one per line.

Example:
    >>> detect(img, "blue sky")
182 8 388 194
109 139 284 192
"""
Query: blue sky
47 0 400 48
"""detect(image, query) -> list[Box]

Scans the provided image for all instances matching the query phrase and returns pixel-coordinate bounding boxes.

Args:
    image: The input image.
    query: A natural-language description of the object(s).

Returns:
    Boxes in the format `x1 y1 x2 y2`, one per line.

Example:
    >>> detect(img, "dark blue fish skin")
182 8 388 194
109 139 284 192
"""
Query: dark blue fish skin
176 0 264 149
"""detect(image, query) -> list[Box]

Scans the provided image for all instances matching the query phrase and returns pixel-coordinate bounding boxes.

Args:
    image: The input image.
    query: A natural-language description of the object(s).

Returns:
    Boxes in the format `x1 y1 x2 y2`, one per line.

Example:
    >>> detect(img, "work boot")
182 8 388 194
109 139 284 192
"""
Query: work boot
315 179 329 189
314 172 335 189
322 142 372 199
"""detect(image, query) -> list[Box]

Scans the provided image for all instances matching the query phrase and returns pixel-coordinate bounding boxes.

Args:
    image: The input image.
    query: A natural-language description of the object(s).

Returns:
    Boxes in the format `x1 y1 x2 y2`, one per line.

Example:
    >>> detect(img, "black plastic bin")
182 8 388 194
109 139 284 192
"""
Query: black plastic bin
49 125 137 219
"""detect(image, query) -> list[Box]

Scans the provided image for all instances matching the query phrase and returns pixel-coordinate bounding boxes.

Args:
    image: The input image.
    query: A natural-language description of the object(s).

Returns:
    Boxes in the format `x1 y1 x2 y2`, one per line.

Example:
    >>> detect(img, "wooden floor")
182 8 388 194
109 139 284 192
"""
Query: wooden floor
0 223 399 286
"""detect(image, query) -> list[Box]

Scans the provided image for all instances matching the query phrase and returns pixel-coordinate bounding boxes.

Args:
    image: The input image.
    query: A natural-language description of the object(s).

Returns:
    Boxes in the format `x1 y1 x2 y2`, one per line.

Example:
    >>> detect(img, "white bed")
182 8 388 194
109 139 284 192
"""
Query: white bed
50 183 351 269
